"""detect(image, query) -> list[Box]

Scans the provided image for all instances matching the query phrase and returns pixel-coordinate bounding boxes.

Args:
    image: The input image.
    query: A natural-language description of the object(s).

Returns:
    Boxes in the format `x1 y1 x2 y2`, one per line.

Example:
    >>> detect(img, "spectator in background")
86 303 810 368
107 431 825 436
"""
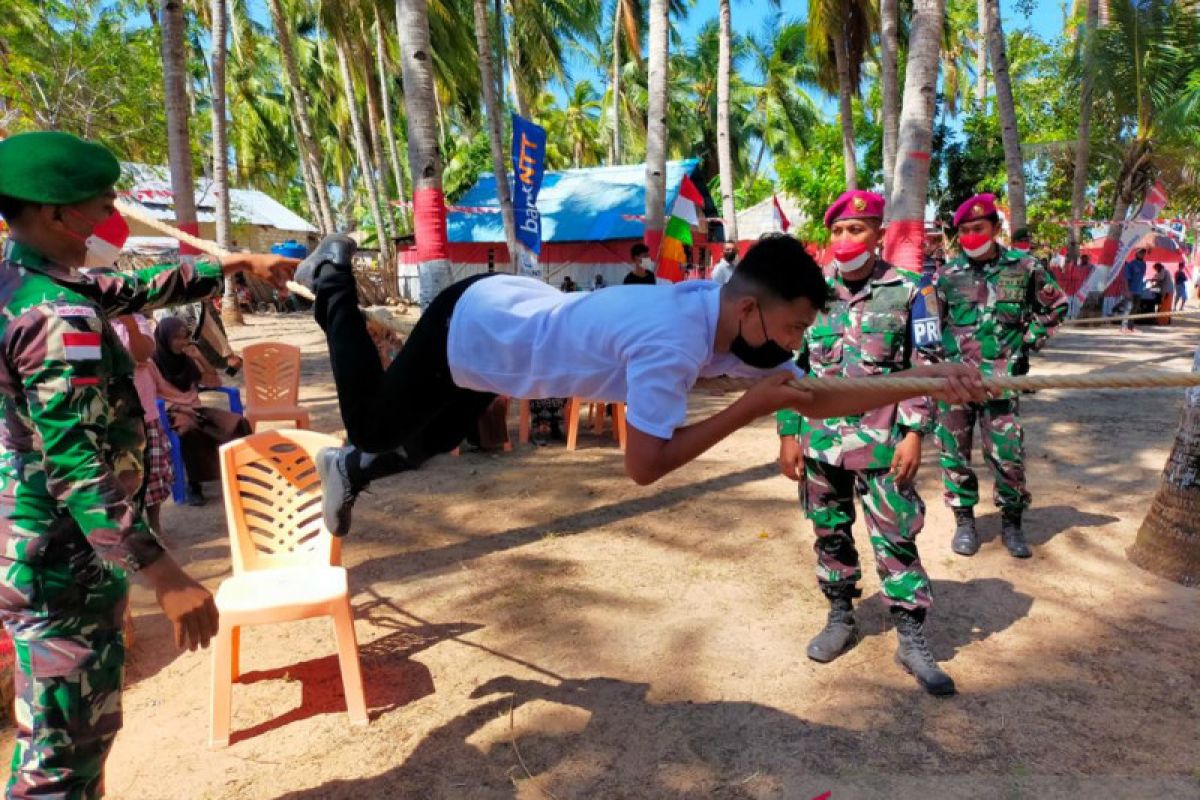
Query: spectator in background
1120 248 1148 332
560 275 577 293
623 243 656 285
593 273 607 290
711 244 739 285
150 317 251 505
113 314 174 543
1174 268 1188 310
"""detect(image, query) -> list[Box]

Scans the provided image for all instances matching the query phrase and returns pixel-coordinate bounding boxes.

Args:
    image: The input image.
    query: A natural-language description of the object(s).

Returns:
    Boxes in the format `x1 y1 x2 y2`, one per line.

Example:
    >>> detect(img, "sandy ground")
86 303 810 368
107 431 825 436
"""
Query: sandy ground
3 311 1200 799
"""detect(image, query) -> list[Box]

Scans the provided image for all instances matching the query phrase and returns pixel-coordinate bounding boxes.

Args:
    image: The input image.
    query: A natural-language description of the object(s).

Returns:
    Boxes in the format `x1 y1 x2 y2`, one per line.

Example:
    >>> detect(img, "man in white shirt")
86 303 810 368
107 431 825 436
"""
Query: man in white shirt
294 234 983 536
711 244 739 285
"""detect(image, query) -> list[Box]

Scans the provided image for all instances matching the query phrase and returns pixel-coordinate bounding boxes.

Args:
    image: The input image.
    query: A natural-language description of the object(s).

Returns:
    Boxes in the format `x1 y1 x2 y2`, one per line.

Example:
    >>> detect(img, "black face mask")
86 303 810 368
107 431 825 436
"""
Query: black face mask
730 305 794 369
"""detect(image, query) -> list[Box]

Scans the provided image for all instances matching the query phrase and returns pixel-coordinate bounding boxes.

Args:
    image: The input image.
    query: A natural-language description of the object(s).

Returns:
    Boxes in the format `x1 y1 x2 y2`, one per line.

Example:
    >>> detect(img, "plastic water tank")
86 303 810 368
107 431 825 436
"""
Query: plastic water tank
270 240 308 260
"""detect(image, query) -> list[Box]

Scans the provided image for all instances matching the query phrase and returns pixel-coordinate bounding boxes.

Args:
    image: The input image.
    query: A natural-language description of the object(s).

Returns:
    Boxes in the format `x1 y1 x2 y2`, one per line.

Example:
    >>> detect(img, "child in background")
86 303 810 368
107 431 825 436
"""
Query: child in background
114 314 174 541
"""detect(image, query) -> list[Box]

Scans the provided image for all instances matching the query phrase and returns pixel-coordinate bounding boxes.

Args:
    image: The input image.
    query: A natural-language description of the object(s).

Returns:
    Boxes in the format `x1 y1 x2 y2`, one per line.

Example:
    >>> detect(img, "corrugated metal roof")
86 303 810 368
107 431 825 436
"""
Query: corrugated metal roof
449 159 700 244
119 163 317 233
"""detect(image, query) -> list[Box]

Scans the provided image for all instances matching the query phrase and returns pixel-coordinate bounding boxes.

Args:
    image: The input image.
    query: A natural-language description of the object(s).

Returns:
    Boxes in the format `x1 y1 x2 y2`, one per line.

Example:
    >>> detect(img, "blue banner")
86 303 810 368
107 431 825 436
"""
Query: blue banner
511 113 548 256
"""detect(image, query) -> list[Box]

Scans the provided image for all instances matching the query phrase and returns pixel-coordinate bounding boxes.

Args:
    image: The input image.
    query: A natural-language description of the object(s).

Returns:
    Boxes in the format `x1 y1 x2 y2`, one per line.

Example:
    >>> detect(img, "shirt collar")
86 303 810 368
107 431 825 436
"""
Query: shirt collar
3 239 50 270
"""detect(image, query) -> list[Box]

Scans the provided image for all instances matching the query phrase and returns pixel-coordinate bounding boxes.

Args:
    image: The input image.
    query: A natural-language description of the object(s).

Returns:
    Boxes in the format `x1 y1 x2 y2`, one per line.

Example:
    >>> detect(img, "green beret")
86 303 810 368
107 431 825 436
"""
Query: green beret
0 131 120 205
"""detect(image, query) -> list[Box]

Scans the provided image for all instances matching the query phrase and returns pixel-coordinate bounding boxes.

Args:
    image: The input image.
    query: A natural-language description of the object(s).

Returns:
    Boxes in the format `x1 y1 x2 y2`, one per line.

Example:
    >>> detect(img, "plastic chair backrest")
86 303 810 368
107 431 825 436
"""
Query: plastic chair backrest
243 342 301 411
219 429 342 574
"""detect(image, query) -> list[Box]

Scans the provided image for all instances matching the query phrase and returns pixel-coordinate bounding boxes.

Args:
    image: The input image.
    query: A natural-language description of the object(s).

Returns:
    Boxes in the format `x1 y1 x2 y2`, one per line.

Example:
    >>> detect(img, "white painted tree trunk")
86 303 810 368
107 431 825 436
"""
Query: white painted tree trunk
610 0 623 165
833 8 858 191
881 0 900 214
645 0 669 253
473 0 521 272
375 8 410 234
160 2 200 249
1068 0 1100 262
985 0 1026 234
210 0 242 325
717 0 738 243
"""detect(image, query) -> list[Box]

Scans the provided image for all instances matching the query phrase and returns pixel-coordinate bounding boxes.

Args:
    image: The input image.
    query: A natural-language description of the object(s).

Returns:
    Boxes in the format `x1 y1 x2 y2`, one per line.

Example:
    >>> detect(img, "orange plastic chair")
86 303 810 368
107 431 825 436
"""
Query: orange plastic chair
565 398 627 451
242 342 311 431
209 429 367 748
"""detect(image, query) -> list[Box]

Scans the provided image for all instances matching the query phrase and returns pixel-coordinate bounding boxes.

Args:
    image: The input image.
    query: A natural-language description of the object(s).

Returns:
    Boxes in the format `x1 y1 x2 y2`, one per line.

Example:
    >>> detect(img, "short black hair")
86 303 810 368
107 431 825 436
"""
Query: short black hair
630 243 649 259
1136 248 1148 257
726 233 829 312
0 195 38 222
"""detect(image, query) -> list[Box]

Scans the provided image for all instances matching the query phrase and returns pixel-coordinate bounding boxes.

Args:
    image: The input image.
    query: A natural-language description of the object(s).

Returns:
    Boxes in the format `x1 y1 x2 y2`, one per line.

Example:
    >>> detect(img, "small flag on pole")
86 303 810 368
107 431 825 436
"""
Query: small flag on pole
772 194 791 233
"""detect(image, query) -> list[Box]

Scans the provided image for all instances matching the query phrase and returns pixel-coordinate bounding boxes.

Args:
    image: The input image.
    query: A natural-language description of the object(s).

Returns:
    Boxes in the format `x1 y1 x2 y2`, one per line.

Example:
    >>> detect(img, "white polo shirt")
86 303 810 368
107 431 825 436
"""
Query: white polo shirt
447 276 786 439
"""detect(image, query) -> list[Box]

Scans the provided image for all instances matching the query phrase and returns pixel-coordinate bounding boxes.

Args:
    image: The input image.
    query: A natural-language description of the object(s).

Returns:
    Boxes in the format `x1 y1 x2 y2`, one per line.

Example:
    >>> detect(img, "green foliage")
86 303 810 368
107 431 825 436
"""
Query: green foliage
734 176 775 210
936 109 1006 222
776 124 849 245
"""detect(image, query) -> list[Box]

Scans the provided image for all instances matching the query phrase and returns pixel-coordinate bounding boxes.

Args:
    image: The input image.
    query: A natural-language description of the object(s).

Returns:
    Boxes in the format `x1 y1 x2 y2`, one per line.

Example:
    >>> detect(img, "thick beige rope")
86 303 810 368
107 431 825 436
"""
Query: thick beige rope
115 200 412 335
696 370 1200 395
1061 309 1200 325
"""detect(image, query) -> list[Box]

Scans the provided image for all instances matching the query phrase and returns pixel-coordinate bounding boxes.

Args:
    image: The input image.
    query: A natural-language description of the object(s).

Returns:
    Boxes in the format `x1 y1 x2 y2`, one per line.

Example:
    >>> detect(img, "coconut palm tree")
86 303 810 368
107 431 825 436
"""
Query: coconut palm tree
806 0 878 189
644 0 668 255
159 1 201 251
880 0 900 208
982 0 1027 234
885 0 944 271
209 0 242 325
716 0 737 242
744 20 821 183
1067 0 1100 263
397 0 452 306
265 0 335 233
974 0 988 104
472 0 520 271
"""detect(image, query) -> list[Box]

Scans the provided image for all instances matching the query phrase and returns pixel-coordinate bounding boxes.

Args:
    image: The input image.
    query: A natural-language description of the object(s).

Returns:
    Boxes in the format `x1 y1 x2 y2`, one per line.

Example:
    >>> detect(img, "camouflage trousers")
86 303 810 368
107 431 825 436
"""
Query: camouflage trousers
1 461 127 800
801 458 932 610
935 399 1031 511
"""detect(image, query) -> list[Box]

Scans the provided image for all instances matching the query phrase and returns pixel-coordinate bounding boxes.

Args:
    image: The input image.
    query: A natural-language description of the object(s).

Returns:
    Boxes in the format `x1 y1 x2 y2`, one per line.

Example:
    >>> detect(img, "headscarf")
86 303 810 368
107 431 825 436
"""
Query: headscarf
153 316 201 392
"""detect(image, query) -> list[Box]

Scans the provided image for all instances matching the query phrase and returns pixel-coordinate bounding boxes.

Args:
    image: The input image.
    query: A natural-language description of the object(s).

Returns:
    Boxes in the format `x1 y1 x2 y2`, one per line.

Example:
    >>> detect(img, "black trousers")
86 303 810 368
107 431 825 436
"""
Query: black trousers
314 271 497 467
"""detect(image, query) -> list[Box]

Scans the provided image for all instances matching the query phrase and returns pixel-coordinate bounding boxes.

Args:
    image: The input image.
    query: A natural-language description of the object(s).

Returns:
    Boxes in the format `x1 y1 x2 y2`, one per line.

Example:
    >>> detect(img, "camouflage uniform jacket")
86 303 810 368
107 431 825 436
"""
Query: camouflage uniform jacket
937 248 1067 385
778 259 944 471
0 241 222 574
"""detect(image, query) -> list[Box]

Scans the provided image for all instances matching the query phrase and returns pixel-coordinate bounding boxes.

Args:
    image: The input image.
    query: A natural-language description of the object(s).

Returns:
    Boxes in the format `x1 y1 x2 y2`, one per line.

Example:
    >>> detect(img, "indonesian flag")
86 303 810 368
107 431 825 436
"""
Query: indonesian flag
63 332 102 361
772 194 791 232
658 176 705 282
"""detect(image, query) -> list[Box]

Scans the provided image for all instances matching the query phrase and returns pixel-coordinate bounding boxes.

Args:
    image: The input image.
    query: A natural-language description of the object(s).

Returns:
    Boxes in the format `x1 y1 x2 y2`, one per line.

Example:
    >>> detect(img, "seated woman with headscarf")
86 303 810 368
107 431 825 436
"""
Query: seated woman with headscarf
149 316 251 505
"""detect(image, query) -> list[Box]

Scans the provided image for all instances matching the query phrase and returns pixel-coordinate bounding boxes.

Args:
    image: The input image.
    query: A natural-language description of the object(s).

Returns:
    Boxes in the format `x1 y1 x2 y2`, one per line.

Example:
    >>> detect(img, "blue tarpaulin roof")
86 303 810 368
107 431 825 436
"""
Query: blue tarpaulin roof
448 159 700 244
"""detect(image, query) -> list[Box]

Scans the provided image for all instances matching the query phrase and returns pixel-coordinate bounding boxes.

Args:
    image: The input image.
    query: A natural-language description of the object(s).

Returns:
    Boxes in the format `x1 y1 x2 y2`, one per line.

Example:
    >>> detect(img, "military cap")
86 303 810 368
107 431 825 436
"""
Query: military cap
824 190 885 228
0 131 120 205
951 193 998 229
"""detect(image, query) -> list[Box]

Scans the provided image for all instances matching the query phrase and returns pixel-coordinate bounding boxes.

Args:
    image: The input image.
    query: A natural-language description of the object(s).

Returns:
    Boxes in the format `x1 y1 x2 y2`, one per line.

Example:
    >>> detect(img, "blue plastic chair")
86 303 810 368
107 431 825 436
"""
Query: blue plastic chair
157 387 245 505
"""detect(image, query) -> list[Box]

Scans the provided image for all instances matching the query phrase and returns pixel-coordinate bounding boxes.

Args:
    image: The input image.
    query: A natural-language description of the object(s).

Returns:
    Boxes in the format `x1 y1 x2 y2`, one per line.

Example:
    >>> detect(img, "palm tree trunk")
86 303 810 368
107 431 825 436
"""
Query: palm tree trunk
645 0 669 257
335 33 395 277
210 0 242 326
975 0 989 106
266 0 336 234
610 0 623 165
359 30 397 241
160 1 201 254
884 0 944 272
984 0 1026 235
717 0 738 243
833 16 858 191
472 0 521 272
1067 0 1100 264
375 7 410 234
881 0 900 213
1128 348 1200 586
397 0 451 307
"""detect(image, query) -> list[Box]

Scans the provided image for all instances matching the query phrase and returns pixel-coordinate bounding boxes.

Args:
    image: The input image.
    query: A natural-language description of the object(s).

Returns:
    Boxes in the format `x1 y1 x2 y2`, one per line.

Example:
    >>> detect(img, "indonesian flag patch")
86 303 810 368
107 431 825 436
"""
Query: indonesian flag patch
63 332 102 361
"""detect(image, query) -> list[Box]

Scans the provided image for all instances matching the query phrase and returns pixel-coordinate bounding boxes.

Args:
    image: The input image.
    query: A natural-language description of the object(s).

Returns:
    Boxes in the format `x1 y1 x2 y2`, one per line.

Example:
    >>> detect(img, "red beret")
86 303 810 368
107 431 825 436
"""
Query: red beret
952 193 998 228
824 190 885 228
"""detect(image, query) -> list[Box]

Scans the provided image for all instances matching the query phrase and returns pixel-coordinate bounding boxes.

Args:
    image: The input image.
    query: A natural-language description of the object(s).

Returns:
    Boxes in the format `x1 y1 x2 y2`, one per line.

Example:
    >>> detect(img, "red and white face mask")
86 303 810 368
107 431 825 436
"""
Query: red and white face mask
830 240 872 274
958 232 994 260
65 209 129 268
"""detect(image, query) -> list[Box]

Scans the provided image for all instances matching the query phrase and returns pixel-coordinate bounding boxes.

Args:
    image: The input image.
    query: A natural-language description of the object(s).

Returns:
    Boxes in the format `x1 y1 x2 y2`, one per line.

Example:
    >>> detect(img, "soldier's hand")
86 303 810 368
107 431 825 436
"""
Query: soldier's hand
742 373 814 418
142 555 220 651
220 253 299 291
890 432 922 486
779 435 804 481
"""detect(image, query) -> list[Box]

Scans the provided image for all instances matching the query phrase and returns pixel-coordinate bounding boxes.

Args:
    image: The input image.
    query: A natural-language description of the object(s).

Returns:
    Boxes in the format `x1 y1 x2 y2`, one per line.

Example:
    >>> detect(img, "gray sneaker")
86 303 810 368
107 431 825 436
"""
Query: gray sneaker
315 446 363 537
291 234 357 299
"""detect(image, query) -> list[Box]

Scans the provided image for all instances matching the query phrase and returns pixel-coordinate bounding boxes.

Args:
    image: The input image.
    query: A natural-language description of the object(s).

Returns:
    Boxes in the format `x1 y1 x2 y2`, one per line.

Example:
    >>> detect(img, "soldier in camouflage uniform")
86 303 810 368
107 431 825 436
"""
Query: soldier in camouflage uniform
777 191 955 696
0 131 296 799
937 194 1067 559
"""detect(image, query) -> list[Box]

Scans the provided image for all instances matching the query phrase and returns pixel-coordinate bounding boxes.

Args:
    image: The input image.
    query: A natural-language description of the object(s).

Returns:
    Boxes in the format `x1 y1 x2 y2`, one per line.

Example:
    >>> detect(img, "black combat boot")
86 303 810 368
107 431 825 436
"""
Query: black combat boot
806 588 859 663
891 607 956 696
950 507 980 556
1001 508 1032 559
